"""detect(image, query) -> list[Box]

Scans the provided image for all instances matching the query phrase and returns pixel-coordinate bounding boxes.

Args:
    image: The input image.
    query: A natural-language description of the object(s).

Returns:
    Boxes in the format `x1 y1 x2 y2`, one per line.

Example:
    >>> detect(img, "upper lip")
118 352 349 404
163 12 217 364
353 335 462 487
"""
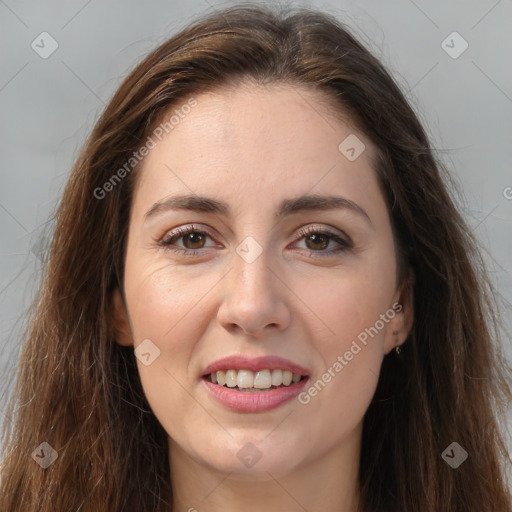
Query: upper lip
202 355 310 377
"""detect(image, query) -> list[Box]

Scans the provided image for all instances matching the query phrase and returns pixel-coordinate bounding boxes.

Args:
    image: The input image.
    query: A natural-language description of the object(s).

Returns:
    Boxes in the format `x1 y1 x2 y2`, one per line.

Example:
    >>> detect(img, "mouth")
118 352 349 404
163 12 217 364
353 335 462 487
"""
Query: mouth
201 355 310 412
202 368 308 392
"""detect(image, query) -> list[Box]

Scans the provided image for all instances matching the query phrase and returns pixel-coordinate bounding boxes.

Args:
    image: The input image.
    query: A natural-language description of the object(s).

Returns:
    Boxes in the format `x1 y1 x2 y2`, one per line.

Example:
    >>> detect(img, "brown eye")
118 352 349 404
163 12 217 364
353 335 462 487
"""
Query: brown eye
294 226 352 257
159 225 216 256
304 233 330 251
181 232 207 249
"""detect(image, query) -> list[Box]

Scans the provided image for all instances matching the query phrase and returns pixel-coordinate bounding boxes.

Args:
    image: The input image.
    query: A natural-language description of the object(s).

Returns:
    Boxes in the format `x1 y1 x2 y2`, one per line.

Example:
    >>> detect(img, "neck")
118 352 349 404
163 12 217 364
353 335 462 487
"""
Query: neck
169 426 362 512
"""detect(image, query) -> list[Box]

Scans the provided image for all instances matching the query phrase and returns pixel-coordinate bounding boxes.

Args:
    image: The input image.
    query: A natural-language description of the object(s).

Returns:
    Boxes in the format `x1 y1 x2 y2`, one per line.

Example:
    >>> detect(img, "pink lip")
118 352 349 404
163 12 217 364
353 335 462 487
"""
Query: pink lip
202 355 309 376
202 377 309 413
201 355 310 413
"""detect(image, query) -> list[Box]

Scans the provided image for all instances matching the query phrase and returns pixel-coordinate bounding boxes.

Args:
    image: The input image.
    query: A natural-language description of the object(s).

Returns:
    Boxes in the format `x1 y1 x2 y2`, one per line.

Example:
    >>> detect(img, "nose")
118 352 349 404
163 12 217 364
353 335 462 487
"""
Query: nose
216 245 291 337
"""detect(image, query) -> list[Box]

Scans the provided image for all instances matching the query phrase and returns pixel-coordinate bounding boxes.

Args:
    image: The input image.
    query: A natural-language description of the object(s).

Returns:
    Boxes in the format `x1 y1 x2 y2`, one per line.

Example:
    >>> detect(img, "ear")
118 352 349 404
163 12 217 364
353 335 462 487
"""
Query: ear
111 288 134 347
383 277 414 355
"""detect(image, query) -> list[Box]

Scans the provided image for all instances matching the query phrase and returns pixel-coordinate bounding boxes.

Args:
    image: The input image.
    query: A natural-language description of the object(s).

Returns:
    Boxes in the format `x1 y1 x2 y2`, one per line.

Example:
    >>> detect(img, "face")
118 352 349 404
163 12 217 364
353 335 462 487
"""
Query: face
113 82 412 480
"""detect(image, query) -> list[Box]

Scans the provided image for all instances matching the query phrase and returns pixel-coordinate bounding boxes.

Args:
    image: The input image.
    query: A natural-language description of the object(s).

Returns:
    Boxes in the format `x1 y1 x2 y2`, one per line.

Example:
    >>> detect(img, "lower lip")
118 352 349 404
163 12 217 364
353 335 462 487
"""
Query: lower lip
202 377 309 413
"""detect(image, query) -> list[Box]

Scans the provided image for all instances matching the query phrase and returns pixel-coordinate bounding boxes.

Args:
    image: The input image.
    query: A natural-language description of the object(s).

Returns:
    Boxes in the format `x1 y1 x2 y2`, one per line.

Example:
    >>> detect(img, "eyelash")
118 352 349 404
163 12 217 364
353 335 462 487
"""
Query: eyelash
158 224 352 258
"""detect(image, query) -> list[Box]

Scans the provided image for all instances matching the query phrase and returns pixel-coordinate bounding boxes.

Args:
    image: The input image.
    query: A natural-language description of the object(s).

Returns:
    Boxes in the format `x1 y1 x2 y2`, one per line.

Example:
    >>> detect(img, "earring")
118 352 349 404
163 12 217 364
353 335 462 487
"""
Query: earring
393 330 401 355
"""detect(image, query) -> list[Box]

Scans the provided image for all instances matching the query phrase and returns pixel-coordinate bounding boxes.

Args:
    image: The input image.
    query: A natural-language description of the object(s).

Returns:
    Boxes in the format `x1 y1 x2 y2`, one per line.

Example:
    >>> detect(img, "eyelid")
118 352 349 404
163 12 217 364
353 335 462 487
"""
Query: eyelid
159 224 217 246
291 225 353 255
158 223 353 256
293 224 351 243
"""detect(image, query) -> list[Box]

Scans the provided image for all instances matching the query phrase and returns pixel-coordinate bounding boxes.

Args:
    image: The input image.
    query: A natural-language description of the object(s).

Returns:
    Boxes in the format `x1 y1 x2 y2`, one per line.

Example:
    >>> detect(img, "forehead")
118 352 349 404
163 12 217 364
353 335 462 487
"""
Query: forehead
157 81 371 156
132 83 384 221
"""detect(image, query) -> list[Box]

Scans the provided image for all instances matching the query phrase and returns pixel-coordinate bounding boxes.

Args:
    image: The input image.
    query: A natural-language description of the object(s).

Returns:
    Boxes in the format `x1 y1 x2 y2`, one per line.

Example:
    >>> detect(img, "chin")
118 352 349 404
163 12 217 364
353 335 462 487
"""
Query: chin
198 435 306 480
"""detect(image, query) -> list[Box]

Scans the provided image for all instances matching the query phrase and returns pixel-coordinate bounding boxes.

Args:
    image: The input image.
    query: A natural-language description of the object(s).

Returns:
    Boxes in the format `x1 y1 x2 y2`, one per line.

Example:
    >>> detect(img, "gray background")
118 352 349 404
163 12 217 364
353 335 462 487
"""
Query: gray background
1 0 511 455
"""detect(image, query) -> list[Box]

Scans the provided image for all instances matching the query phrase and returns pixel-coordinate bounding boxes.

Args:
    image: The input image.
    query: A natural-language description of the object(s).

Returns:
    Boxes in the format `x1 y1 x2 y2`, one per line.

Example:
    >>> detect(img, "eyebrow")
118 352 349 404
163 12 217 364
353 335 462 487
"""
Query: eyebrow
144 193 373 227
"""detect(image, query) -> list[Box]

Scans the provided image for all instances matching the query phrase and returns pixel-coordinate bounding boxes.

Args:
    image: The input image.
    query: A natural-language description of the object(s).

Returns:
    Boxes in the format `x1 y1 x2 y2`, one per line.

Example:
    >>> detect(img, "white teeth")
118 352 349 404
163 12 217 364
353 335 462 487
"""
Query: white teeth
225 369 237 388
271 369 283 386
237 369 254 389
210 368 304 389
254 369 272 389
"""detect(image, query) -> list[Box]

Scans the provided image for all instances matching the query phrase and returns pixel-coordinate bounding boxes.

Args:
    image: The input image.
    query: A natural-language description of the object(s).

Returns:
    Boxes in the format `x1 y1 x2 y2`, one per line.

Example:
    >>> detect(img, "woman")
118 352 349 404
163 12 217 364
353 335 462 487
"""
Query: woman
1 4 510 511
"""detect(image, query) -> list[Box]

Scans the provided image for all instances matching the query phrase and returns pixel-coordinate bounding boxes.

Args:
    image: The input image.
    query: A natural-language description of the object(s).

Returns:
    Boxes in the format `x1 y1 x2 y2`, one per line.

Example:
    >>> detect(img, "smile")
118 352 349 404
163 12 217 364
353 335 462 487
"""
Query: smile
207 368 305 391
201 355 310 412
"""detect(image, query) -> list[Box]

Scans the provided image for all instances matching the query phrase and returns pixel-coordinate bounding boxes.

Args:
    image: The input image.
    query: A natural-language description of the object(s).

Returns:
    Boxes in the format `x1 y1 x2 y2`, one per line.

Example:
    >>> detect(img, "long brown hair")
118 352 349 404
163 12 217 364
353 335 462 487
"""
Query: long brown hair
1 4 510 511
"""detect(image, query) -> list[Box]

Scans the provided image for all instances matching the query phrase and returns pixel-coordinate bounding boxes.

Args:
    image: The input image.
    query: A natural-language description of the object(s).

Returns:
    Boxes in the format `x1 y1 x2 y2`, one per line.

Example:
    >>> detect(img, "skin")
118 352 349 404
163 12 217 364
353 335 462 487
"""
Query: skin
113 81 413 512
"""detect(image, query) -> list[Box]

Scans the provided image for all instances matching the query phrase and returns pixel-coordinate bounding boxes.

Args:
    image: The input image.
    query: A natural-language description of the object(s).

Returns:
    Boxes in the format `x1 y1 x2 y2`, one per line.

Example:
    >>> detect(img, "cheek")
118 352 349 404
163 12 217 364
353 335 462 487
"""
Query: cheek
123 255 215 346
122 258 219 432
298 349 382 447
298 287 389 441
311 260 396 352
299 256 396 425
